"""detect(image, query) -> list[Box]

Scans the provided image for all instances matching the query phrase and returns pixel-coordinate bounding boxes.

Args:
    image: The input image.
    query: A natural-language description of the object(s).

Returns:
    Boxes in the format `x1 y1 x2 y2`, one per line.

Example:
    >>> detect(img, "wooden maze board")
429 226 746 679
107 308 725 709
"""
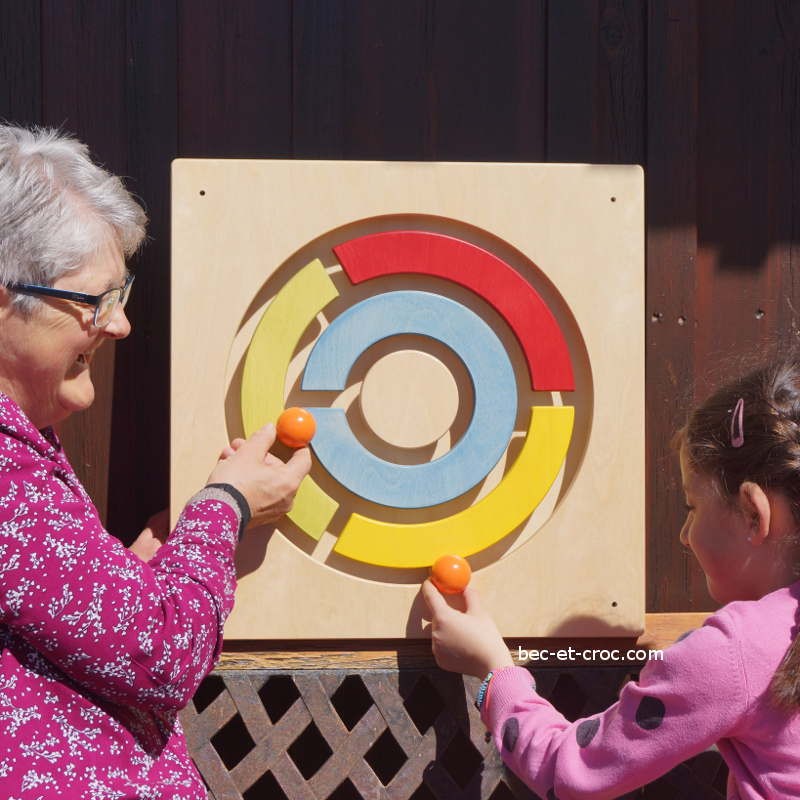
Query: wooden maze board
170 160 644 639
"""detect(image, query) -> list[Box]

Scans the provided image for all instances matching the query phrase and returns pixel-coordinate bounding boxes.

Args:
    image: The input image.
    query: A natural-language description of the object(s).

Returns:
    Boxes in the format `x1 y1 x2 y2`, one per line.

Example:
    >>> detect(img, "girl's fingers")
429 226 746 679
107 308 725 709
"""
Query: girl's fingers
421 578 450 617
461 584 484 613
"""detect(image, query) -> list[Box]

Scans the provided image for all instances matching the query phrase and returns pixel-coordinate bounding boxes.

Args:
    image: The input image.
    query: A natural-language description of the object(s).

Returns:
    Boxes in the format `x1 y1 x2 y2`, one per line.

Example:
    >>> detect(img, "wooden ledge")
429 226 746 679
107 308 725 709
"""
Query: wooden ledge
217 612 711 671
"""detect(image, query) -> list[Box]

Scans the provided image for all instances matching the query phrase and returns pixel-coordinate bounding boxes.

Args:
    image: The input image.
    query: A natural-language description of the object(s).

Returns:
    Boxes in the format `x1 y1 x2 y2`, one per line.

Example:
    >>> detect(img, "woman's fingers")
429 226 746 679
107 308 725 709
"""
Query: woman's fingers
241 424 277 459
219 437 246 460
208 423 313 522
284 446 312 480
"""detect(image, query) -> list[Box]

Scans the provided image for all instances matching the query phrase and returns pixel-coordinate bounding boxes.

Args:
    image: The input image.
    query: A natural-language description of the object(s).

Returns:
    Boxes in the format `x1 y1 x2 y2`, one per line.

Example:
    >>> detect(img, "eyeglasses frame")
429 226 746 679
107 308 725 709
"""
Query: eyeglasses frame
4 273 135 328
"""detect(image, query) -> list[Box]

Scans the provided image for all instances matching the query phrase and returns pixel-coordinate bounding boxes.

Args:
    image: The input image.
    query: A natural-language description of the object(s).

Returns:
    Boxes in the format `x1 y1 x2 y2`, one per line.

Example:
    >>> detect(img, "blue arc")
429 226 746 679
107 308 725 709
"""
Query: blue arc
302 291 517 508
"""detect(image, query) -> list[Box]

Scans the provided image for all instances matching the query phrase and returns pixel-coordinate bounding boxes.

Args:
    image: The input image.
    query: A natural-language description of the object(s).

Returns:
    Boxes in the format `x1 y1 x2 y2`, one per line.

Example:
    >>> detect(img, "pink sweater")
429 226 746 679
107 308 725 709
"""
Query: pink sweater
0 393 242 798
482 582 800 799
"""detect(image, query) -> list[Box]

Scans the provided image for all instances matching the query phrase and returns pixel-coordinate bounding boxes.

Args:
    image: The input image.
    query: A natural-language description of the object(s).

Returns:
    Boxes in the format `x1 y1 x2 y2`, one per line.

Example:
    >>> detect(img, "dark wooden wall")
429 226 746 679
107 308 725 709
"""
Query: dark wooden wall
1 0 799 614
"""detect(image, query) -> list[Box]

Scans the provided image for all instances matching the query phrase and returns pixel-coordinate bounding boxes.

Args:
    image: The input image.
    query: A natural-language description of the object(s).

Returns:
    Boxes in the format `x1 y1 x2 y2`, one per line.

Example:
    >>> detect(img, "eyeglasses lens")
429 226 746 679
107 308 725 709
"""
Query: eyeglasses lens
95 290 121 327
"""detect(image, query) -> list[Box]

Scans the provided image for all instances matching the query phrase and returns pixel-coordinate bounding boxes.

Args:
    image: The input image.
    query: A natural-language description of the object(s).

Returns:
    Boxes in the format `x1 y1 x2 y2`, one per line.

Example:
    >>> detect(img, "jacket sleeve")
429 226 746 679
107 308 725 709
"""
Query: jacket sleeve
481 614 748 800
0 437 242 713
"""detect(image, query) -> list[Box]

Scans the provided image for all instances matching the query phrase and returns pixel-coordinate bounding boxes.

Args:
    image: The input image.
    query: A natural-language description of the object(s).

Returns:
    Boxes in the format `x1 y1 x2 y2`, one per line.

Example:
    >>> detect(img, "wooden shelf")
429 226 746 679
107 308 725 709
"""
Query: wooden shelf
218 611 710 670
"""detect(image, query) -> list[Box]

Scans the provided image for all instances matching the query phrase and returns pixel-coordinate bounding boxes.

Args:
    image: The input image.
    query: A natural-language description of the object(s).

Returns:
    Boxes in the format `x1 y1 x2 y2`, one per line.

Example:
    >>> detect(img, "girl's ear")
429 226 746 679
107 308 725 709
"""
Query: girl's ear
738 481 771 544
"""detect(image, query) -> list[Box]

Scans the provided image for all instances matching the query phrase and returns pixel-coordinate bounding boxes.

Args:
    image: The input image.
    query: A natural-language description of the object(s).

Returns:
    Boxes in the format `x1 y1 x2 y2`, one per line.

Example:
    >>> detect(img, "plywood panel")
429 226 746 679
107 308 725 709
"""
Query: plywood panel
172 160 644 639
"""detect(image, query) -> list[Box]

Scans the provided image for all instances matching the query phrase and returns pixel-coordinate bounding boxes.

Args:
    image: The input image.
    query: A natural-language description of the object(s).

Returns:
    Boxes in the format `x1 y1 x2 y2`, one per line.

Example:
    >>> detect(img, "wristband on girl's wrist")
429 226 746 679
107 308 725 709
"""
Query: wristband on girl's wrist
475 671 494 710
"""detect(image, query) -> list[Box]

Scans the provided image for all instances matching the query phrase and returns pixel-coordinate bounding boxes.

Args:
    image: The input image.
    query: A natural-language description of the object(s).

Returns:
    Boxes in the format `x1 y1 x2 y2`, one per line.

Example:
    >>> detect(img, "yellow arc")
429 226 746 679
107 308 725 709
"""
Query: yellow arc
240 258 339 538
333 406 574 567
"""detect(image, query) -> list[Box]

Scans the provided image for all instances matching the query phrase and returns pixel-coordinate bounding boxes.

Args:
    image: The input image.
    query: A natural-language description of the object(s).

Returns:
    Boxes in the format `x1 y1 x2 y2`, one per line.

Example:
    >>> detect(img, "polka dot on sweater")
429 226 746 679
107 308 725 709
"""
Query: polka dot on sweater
636 696 666 730
501 717 519 752
575 717 600 747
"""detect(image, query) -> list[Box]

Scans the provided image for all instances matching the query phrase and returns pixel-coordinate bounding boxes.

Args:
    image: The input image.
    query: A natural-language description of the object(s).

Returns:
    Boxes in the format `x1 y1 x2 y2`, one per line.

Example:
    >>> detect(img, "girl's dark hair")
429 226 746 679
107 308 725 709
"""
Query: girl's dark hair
682 357 800 711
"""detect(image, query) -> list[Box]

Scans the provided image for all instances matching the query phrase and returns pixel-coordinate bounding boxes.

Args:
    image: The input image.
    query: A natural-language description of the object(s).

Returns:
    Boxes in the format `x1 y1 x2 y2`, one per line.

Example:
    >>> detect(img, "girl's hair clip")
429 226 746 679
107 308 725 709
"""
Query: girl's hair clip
730 397 745 448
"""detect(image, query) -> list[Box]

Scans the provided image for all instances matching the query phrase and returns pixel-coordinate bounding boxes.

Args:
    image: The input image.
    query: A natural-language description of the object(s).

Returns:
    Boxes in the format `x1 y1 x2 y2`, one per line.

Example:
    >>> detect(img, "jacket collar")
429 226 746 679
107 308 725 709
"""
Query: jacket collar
0 392 63 458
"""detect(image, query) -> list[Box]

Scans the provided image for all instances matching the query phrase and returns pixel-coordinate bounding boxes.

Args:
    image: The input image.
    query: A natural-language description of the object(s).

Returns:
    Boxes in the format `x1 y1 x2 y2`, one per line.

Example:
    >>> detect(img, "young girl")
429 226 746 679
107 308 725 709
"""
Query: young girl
422 357 800 799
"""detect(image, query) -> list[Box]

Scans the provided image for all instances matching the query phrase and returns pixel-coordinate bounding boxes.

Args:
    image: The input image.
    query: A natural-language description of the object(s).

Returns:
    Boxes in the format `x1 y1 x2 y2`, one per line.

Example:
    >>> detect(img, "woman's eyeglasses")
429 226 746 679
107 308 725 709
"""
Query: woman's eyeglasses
4 273 135 328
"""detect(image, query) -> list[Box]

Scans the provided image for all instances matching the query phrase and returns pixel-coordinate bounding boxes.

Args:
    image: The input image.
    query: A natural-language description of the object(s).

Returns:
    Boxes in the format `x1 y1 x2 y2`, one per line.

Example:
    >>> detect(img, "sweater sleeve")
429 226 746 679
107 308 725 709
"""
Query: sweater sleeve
0 437 242 714
481 614 748 800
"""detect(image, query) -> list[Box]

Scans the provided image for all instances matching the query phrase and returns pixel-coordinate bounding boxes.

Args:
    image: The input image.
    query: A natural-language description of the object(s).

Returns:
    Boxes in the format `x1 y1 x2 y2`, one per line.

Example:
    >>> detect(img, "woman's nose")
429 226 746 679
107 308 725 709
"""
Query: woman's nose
104 304 132 340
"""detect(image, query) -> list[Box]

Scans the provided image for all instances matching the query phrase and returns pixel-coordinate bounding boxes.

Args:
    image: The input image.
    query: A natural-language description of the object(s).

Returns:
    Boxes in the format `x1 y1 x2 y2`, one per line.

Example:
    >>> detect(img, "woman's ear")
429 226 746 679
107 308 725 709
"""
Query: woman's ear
738 481 771 544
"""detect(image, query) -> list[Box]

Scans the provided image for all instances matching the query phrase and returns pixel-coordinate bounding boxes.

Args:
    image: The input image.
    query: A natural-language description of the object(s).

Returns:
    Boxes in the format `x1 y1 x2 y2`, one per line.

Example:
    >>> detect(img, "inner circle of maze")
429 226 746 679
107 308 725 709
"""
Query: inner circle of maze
238 227 579 572
360 350 458 448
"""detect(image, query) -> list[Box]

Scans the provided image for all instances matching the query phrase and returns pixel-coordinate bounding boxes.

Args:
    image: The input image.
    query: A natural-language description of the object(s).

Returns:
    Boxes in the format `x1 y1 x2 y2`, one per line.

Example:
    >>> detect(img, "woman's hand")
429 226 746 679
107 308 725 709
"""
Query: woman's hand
219 438 245 460
421 579 514 679
207 424 311 523
128 508 170 563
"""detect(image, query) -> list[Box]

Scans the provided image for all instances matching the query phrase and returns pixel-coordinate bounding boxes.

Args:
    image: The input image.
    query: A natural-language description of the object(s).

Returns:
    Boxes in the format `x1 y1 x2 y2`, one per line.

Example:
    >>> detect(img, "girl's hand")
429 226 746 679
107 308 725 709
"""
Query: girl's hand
207 424 311 523
421 578 514 679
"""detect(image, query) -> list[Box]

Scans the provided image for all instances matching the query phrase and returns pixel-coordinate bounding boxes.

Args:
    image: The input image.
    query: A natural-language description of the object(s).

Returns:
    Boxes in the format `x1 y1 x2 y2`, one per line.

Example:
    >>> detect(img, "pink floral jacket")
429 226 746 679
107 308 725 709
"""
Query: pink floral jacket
0 392 243 799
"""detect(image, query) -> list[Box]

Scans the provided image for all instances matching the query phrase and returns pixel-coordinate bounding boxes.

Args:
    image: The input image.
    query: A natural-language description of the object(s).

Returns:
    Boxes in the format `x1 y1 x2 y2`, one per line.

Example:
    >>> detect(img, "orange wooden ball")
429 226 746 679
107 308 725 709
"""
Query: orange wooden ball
276 407 316 448
430 554 472 595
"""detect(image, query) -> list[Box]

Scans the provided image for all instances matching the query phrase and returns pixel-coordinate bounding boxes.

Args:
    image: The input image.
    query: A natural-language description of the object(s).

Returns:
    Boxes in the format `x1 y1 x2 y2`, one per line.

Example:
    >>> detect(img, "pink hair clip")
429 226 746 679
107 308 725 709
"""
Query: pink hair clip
730 397 744 448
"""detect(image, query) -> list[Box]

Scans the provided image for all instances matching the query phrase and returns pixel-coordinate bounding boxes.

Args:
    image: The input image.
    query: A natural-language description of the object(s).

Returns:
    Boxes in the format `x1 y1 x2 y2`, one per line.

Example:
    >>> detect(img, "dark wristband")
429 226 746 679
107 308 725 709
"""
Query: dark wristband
205 482 252 540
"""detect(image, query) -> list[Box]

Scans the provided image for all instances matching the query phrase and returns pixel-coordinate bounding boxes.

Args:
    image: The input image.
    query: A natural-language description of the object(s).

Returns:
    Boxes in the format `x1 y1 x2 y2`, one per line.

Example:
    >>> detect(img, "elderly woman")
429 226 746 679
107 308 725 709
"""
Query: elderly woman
0 125 310 798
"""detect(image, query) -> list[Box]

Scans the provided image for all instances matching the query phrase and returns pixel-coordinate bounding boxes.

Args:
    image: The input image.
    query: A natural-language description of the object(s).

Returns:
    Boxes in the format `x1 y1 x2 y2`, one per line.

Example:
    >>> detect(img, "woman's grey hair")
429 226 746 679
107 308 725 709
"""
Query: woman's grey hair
0 124 147 314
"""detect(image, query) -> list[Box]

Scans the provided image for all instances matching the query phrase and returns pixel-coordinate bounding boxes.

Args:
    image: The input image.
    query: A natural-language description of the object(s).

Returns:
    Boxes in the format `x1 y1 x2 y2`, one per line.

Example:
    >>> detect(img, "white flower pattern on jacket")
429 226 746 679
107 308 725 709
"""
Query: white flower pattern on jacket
0 393 240 798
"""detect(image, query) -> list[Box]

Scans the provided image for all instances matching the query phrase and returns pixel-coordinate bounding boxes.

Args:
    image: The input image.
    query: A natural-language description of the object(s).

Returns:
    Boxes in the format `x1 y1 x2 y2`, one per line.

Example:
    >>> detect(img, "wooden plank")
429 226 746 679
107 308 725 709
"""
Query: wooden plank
292 1 546 161
430 0 546 160
291 0 346 157
596 0 646 163
548 0 645 163
645 0 706 612
693 2 762 375
106 0 178 544
339 1 431 159
547 0 597 161
216 612 709 671
766 3 800 344
695 1 800 352
0 0 41 123
41 0 128 523
177 0 291 157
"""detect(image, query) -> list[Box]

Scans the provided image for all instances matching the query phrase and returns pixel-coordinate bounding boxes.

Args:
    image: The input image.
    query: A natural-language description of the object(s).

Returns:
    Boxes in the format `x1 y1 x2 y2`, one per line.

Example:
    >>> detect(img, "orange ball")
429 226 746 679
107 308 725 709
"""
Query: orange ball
276 407 316 448
430 554 471 595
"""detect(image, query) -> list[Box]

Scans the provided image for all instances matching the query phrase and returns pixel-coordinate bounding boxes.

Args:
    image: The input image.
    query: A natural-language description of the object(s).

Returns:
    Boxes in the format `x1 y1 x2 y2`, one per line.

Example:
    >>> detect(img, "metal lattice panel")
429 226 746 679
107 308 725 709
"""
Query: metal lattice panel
180 668 727 800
